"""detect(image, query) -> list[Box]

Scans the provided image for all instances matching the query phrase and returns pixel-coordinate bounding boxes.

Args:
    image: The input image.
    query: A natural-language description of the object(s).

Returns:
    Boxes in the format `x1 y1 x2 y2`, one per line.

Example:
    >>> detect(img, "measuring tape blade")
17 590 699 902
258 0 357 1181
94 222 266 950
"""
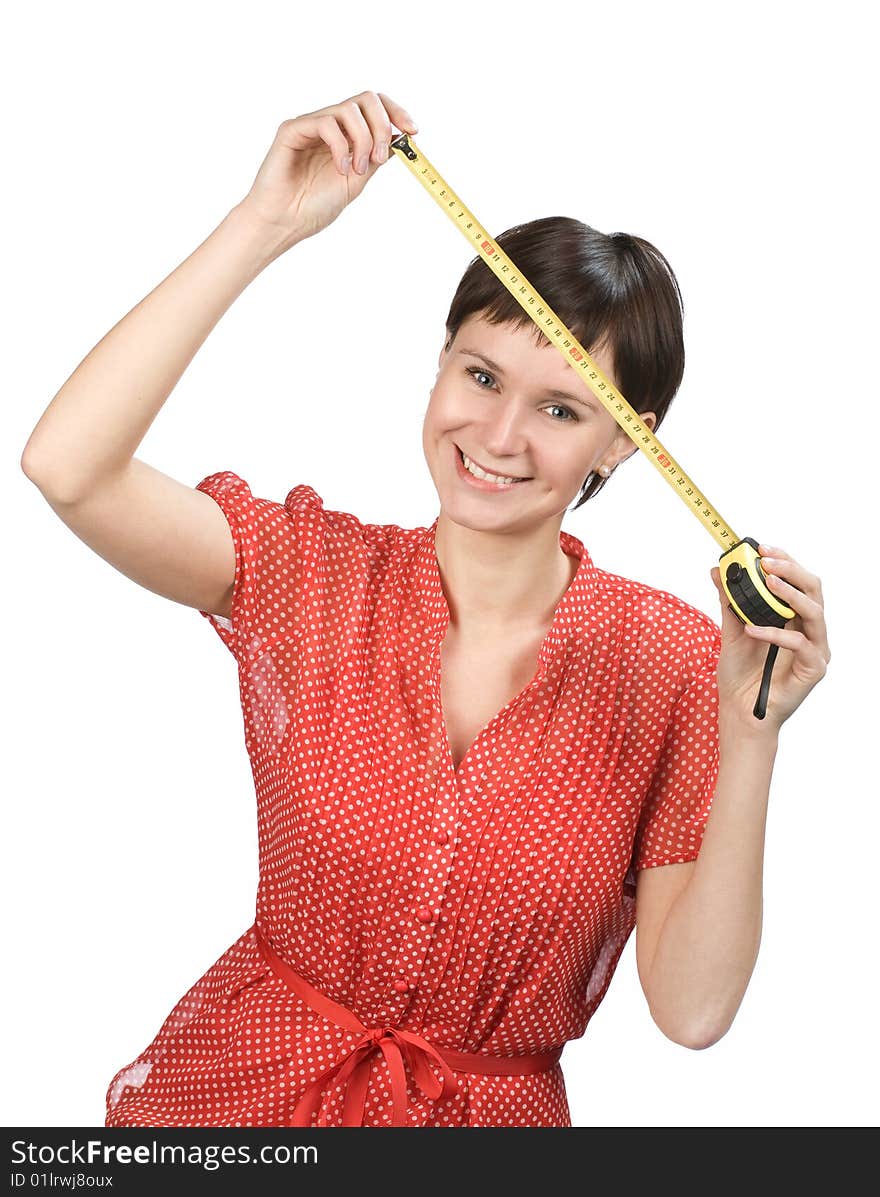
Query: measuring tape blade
388 132 796 721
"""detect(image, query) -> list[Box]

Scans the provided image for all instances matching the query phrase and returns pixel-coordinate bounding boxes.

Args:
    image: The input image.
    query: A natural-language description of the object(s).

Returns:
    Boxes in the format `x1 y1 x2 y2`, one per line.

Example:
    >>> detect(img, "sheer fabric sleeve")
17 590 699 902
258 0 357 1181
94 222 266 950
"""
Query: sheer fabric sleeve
633 629 722 870
193 470 322 663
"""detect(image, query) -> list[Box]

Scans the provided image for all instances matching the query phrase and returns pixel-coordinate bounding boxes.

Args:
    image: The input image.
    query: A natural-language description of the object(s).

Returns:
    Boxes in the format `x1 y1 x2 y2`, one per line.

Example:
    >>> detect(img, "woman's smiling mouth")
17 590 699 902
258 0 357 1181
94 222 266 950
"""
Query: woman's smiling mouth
454 444 532 490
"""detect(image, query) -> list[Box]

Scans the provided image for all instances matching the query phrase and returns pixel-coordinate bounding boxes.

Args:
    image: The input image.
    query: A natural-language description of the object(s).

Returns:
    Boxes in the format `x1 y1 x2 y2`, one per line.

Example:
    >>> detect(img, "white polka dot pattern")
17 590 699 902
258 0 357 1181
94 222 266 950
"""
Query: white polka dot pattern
103 471 722 1127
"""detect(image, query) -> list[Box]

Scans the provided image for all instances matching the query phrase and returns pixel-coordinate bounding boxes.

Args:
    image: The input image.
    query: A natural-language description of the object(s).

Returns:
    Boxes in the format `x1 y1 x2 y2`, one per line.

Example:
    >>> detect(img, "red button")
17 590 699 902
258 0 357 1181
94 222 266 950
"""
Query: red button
393 979 410 993
416 906 434 923
433 829 448 844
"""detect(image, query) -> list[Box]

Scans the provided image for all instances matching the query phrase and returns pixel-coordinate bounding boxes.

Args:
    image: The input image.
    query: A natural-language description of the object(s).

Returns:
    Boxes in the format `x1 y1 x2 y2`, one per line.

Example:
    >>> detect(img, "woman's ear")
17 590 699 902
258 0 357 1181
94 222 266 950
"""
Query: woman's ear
613 411 658 467
619 410 656 441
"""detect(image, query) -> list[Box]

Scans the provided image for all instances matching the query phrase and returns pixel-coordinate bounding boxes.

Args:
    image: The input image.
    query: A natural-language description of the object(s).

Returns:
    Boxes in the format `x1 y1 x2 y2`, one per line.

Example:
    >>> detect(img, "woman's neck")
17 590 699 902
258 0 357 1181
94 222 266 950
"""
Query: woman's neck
433 511 578 637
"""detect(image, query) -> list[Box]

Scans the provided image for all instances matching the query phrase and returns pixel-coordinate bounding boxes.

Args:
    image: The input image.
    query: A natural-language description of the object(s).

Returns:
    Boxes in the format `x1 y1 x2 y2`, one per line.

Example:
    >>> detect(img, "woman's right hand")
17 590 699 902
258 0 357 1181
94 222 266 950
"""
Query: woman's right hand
238 91 419 255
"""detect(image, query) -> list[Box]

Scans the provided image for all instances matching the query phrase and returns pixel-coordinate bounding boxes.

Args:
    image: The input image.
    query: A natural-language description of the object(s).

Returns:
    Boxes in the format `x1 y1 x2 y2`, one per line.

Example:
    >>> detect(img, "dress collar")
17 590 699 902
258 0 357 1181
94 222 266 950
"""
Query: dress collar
404 515 600 664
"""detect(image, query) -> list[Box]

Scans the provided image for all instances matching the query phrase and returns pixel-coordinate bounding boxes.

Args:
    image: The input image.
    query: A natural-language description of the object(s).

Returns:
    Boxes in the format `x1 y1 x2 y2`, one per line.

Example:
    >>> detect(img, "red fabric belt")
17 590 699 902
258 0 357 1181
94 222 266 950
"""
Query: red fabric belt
255 926 564 1127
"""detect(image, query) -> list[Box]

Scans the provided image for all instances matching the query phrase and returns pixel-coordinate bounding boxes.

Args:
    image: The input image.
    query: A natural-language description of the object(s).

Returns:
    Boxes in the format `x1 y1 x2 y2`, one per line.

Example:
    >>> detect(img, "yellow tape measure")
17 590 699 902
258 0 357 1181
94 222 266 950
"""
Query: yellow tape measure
388 132 795 720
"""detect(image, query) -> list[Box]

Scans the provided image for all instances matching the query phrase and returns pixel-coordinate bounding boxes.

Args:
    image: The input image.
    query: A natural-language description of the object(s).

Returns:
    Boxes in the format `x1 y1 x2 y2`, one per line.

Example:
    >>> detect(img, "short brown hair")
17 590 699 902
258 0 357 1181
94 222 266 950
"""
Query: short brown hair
443 216 685 510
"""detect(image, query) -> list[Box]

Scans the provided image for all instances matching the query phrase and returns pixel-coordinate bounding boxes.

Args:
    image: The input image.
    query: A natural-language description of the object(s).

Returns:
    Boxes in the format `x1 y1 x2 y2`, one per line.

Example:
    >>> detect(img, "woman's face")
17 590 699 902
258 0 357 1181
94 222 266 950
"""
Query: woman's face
422 312 656 531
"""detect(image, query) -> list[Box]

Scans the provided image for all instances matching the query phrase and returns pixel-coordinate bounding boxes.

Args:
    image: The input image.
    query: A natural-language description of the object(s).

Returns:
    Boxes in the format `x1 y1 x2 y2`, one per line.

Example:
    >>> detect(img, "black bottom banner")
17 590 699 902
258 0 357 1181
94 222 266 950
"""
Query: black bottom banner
2 1126 867 1193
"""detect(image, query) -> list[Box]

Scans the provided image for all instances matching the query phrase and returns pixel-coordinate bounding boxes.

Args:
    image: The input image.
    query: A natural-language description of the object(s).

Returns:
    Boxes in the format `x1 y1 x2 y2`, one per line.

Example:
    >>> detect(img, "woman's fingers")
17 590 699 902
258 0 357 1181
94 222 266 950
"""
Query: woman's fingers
759 552 822 603
762 568 823 623
357 92 396 166
377 92 418 134
312 114 357 175
758 544 822 593
756 547 831 663
333 91 418 175
276 112 353 176
288 92 419 178
332 98 380 175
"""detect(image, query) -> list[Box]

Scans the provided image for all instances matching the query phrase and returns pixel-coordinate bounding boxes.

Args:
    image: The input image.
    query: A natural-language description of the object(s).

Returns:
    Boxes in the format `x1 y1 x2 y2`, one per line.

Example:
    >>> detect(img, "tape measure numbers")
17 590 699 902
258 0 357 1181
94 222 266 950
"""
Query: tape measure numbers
388 132 795 720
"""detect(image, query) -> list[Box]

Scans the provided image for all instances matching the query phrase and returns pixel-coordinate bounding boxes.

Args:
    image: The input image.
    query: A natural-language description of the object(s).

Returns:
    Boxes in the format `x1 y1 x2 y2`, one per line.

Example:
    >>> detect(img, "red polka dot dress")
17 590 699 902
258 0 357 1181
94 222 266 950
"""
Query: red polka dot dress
104 471 722 1128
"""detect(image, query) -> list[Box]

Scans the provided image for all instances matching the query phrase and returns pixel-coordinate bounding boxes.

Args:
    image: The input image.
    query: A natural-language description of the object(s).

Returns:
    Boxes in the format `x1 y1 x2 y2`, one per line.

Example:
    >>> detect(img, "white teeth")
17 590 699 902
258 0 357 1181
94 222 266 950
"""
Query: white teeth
461 450 524 485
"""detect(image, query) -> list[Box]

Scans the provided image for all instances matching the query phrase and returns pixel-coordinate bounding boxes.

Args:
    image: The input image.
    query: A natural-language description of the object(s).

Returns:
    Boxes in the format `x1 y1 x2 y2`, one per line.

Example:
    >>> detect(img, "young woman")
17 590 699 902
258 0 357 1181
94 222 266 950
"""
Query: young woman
21 90 830 1128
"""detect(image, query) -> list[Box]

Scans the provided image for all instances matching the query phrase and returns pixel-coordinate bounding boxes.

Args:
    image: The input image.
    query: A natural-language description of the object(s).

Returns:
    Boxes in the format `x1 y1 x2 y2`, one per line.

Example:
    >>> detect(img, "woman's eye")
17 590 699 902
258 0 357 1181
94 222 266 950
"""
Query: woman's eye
464 366 577 422
466 366 494 387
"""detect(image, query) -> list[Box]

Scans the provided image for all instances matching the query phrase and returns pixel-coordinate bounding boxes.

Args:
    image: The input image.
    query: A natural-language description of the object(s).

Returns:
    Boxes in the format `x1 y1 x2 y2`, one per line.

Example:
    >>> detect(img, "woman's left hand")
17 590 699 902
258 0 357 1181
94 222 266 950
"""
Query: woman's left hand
710 544 830 734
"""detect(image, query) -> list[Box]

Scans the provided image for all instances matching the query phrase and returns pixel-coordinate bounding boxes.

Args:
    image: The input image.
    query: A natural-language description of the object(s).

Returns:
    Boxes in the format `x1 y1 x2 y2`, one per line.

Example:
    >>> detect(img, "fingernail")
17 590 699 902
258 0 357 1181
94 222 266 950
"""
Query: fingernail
356 154 369 174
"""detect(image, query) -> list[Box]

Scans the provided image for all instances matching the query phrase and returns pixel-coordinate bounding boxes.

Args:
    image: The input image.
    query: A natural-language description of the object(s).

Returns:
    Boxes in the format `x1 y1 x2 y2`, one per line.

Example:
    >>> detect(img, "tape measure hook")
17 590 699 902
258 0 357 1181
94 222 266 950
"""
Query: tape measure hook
390 132 418 161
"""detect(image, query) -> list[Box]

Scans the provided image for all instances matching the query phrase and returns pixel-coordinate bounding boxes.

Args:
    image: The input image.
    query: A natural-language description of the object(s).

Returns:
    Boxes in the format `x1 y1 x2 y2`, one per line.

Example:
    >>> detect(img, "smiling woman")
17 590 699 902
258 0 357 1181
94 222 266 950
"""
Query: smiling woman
22 87 738 1126
423 312 649 542
440 215 686 510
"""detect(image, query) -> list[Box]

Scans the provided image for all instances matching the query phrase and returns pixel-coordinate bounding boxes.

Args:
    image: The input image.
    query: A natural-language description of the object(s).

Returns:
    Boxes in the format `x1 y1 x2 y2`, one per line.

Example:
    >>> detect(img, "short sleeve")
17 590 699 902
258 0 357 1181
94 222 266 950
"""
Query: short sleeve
193 469 323 662
633 631 722 870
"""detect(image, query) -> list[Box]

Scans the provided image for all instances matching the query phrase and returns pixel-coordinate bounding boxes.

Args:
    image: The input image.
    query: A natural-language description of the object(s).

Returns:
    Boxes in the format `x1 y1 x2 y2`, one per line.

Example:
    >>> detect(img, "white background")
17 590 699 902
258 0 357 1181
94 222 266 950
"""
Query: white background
3 0 875 1128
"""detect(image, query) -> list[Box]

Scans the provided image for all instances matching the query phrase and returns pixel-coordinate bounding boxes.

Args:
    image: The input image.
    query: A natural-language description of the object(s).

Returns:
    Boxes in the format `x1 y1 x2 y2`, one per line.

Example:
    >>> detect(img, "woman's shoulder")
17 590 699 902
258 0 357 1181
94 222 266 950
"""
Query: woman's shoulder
592 563 721 662
281 483 432 573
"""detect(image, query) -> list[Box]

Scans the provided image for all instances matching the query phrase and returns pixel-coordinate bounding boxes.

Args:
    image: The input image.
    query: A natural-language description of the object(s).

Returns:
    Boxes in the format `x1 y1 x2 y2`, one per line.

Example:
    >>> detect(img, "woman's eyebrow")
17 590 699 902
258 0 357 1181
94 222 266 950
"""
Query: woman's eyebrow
458 348 599 411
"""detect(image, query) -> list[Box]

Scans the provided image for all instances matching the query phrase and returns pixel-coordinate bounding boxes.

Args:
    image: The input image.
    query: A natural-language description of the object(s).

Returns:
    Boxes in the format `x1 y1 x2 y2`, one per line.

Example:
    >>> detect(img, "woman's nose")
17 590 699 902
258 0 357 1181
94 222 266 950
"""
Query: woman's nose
481 405 530 452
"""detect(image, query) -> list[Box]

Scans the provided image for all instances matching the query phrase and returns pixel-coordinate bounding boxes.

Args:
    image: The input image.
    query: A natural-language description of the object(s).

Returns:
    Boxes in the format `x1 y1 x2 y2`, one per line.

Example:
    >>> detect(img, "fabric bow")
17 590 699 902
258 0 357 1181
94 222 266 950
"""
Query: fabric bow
288 1023 461 1127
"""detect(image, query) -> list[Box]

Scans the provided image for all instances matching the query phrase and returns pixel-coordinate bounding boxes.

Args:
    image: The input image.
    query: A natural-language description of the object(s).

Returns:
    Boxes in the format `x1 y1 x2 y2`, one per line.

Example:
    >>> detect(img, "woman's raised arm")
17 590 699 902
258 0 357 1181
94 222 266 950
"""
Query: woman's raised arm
20 92 418 617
